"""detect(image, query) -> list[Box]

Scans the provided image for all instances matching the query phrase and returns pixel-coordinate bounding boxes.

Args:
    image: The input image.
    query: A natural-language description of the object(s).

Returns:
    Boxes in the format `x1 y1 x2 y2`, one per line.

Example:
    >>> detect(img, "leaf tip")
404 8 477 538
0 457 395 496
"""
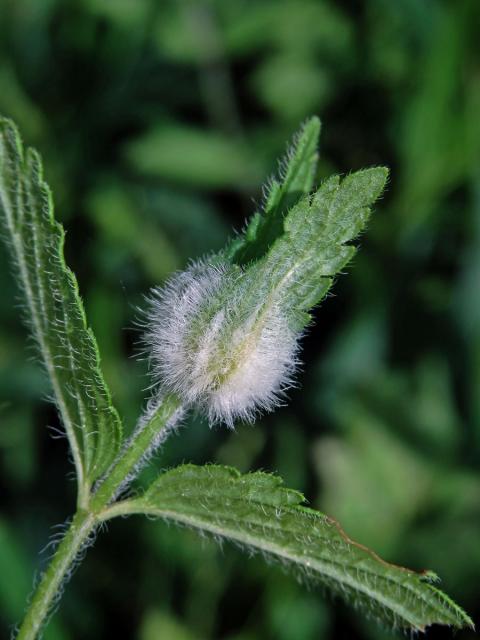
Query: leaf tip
303 114 321 136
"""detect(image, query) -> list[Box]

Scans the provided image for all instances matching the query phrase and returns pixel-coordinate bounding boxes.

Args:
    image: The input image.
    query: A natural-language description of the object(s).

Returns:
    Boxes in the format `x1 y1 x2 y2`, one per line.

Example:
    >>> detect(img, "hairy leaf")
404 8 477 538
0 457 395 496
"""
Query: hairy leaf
123 465 473 632
225 116 321 265
0 117 122 488
233 167 388 331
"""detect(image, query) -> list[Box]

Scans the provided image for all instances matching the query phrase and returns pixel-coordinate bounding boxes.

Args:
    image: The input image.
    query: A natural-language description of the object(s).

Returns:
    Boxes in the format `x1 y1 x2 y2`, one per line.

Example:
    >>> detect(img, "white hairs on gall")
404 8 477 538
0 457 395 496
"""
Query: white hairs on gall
143 260 300 427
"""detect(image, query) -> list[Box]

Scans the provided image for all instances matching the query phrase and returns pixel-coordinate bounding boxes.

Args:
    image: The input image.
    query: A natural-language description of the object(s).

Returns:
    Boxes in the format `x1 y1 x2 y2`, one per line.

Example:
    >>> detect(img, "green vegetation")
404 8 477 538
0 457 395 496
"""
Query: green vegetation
0 1 479 639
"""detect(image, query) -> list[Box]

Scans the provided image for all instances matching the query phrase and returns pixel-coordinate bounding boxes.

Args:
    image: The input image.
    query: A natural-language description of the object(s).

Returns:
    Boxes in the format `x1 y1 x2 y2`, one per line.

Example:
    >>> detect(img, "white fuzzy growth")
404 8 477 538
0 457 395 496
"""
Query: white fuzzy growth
143 261 300 427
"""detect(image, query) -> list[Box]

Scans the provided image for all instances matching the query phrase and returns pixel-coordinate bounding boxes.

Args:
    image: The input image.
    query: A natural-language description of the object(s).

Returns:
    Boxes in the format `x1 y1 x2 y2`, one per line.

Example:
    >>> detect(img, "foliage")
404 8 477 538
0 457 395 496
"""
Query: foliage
0 114 473 638
0 119 122 499
127 464 470 631
0 1 479 639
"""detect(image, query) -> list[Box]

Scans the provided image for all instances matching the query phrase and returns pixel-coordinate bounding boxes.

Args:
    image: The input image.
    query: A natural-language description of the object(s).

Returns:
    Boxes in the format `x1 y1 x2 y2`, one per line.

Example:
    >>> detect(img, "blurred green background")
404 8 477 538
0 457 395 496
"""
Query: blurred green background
0 0 479 638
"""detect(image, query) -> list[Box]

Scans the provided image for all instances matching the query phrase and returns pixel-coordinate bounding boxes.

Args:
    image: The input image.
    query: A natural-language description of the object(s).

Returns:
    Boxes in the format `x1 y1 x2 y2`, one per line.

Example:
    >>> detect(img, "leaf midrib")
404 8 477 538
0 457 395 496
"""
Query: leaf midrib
134 503 452 629
0 137 87 496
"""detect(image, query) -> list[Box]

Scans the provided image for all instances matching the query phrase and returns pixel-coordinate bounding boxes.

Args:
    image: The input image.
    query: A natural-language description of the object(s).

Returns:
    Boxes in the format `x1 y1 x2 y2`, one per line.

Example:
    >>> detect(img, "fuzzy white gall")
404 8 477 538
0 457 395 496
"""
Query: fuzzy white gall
143 260 300 427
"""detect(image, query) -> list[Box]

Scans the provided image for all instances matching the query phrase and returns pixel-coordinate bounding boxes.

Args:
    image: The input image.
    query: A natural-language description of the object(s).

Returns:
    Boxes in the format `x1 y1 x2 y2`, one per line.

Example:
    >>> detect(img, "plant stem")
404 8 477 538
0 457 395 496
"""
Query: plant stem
16 511 95 640
91 393 182 510
16 393 182 640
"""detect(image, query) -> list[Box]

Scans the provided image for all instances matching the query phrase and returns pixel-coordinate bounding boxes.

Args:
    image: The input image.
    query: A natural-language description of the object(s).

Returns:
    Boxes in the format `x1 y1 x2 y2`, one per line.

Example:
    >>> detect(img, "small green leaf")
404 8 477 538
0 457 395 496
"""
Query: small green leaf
124 464 473 632
224 118 387 331
225 116 321 264
0 117 122 488
267 167 389 319
229 166 388 333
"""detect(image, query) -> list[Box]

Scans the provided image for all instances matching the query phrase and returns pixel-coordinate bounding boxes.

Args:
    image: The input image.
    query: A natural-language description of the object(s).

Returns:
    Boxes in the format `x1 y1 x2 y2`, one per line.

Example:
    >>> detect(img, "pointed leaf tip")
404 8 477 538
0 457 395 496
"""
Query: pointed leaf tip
225 116 322 264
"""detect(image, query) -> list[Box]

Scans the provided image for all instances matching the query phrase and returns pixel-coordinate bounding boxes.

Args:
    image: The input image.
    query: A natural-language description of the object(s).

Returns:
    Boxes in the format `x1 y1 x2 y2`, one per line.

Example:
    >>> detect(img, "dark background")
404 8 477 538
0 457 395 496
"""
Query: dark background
1 0 479 638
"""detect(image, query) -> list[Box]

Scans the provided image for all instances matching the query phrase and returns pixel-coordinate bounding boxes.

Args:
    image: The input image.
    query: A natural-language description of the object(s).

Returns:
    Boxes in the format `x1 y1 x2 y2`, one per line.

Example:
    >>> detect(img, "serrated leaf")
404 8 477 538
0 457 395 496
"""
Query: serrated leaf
125 464 473 632
0 117 122 488
236 167 389 331
225 116 321 265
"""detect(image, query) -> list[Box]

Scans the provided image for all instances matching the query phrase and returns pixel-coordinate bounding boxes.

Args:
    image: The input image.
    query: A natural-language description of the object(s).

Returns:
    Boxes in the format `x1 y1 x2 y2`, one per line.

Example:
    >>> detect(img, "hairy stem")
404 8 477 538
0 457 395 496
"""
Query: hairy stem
91 393 183 509
16 393 182 640
16 511 95 640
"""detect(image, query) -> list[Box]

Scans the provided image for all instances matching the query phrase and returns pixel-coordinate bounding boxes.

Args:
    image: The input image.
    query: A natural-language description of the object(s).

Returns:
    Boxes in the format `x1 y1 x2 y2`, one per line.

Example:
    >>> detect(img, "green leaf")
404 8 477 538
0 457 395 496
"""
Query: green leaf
223 118 387 331
225 116 321 265
0 117 122 489
121 464 473 632
234 166 389 331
